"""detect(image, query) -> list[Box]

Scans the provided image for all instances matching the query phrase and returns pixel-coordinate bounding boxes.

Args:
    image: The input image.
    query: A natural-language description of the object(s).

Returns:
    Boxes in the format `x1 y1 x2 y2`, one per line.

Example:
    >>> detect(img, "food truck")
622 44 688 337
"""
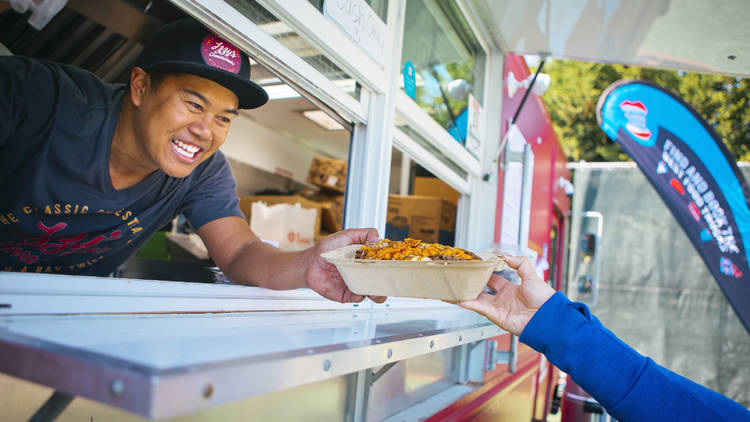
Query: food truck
0 1 746 421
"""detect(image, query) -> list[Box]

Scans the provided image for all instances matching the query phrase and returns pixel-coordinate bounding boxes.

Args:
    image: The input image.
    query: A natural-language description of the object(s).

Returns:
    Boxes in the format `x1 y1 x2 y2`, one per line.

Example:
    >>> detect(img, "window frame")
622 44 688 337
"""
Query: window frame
171 0 505 252
170 0 369 125
256 0 389 94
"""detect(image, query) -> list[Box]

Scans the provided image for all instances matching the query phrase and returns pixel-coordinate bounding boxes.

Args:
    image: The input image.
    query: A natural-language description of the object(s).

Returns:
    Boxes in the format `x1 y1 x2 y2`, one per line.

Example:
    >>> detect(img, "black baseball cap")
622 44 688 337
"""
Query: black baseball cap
136 18 268 109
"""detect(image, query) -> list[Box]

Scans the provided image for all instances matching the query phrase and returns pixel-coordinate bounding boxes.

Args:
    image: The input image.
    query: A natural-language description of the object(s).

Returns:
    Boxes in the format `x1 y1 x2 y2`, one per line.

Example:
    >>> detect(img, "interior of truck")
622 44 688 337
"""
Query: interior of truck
0 0 444 281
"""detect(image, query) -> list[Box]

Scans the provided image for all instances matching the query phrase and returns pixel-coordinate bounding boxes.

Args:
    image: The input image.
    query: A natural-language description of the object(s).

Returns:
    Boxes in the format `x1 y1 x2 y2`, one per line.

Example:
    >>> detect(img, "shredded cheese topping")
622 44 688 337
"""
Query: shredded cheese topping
355 238 481 261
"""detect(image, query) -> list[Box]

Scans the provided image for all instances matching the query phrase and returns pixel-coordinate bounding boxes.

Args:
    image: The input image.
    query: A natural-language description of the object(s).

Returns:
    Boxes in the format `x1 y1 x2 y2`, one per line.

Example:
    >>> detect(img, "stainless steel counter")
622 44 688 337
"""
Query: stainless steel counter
0 272 500 420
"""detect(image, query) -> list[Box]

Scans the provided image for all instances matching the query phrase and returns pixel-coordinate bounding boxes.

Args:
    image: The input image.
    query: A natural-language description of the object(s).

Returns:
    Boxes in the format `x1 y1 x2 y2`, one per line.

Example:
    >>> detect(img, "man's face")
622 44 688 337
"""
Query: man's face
132 73 239 178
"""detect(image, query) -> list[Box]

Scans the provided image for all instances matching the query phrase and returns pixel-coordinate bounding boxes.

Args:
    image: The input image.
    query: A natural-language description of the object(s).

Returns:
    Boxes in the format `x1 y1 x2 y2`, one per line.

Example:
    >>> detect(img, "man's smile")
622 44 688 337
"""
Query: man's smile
170 136 203 162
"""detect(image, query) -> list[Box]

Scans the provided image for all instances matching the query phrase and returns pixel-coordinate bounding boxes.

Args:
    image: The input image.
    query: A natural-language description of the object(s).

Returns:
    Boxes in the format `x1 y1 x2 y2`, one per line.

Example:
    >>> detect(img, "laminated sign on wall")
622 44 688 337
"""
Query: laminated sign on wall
323 0 386 67
250 202 317 251
466 94 484 160
499 124 532 253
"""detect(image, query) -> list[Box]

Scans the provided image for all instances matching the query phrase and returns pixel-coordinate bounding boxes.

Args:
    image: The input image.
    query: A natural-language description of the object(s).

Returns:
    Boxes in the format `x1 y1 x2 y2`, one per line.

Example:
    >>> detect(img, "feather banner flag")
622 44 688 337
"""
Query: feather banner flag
597 79 750 333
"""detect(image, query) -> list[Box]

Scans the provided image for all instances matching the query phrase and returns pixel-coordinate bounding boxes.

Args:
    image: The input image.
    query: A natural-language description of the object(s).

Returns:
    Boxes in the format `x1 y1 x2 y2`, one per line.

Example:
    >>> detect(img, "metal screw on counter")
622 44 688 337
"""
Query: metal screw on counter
110 379 124 396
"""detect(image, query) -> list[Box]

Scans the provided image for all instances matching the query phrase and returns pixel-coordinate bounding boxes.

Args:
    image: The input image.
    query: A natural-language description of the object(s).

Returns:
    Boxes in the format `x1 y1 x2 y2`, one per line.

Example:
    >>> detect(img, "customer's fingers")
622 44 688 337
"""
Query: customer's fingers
458 299 495 318
486 273 508 291
501 255 539 282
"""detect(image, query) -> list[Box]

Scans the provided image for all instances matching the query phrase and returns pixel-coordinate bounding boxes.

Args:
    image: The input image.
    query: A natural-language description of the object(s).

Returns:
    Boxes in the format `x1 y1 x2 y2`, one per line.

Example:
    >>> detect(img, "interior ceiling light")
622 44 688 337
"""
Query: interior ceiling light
263 80 355 100
303 110 345 131
263 84 301 101
257 77 282 85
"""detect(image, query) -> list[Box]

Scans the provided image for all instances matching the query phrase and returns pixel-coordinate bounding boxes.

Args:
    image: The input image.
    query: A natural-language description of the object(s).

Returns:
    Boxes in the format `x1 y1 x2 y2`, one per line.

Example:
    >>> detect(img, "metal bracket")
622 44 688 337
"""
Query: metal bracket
367 362 398 386
459 339 488 384
487 335 518 373
28 391 74 422
346 362 400 422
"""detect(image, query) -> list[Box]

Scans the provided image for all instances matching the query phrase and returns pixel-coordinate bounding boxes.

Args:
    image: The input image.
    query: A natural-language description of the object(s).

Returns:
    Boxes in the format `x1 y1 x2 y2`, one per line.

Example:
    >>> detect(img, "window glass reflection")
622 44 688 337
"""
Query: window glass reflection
401 0 486 149
395 121 468 180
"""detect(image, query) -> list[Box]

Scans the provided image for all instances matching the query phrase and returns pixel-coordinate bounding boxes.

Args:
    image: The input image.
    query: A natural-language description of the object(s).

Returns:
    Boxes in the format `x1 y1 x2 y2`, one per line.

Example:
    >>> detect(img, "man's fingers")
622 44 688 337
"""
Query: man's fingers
317 228 378 252
364 228 380 243
368 295 387 303
344 228 380 244
344 291 365 303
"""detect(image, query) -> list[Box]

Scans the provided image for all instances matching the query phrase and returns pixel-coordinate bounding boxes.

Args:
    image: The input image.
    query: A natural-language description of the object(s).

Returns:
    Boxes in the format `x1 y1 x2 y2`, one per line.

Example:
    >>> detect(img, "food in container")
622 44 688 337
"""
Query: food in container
354 238 480 261
321 239 505 301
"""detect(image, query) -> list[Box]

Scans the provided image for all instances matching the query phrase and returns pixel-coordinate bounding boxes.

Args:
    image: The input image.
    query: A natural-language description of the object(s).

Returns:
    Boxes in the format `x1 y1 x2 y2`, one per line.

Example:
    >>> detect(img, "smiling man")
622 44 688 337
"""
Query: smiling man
0 19 378 303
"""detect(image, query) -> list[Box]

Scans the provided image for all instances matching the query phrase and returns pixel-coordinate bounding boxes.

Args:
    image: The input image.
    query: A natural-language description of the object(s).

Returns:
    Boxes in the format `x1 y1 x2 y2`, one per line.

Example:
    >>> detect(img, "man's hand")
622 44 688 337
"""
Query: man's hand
304 228 386 303
459 255 555 336
200 217 386 303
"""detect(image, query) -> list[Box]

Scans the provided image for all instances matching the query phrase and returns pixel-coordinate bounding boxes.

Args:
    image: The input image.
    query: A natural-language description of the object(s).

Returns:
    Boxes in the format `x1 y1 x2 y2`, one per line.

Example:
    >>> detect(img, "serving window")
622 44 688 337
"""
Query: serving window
0 1 357 281
0 0 503 274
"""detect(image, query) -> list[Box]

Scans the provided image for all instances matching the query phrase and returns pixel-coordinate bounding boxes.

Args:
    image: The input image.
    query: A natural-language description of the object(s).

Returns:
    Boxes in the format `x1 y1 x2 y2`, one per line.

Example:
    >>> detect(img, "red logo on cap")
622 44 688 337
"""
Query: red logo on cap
201 34 241 74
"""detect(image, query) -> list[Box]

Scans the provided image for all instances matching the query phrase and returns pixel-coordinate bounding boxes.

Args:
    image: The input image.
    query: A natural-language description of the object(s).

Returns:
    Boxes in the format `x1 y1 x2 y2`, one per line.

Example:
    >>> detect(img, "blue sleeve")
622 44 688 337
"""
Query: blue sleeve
178 150 244 230
520 292 750 422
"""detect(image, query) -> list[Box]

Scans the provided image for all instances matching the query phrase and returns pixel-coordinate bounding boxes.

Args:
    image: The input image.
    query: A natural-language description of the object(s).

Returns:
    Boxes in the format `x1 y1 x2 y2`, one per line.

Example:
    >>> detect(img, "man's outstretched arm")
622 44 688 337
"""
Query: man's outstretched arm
198 216 382 303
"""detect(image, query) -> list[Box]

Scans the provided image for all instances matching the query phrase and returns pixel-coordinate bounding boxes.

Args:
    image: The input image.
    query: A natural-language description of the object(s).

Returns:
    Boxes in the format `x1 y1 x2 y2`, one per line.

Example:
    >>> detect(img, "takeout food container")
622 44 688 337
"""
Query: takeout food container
321 244 506 301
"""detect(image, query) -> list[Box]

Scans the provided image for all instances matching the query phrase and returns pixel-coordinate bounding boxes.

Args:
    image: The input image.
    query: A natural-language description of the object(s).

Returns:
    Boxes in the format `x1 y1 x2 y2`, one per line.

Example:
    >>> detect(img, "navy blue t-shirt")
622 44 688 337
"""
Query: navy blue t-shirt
0 56 244 276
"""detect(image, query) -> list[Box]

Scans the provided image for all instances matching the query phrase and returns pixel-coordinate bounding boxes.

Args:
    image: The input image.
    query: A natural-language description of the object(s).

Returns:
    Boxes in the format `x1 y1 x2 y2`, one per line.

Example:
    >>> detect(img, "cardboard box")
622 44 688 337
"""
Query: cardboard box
307 156 347 193
412 178 458 244
439 200 457 245
414 176 459 205
301 189 345 233
322 197 344 233
239 195 322 237
386 194 456 244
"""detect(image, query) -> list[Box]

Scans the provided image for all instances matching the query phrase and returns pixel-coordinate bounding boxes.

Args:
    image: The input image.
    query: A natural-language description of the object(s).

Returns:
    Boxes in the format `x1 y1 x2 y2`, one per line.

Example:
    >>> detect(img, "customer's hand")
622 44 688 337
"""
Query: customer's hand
459 255 555 336
305 228 387 303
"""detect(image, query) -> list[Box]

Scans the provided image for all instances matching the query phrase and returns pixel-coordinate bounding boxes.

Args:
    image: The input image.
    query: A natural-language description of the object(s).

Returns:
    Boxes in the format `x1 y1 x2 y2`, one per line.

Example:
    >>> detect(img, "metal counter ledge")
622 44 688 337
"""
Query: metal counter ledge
0 272 501 420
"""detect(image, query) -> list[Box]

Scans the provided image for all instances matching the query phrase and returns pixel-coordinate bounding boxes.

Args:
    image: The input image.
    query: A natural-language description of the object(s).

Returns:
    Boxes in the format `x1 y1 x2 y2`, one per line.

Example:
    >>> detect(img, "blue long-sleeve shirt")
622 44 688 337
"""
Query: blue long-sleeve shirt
520 292 750 421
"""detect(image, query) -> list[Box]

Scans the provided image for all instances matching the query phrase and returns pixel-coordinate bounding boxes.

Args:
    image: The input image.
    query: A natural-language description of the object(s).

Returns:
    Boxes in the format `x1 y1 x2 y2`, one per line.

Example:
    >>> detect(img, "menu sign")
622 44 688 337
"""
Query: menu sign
499 125 532 252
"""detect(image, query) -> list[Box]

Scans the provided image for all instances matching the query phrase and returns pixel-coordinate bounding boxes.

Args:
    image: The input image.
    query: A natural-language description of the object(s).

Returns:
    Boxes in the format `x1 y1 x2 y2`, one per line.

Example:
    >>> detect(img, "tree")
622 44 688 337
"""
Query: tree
535 60 750 162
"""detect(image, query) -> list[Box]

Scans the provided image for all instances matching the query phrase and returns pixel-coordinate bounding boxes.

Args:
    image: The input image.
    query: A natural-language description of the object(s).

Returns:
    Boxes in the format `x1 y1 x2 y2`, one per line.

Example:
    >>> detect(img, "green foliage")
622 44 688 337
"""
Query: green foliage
534 60 750 162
